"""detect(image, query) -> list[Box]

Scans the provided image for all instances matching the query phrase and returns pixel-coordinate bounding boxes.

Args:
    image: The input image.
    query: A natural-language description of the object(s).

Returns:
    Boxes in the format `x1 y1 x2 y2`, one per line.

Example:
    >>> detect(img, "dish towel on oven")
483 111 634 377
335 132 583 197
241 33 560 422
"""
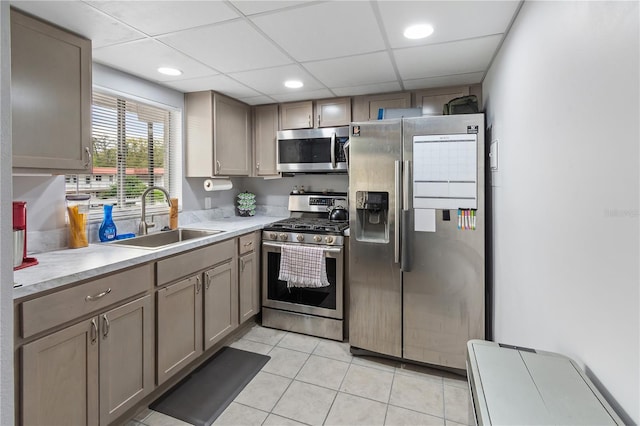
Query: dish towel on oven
278 245 330 288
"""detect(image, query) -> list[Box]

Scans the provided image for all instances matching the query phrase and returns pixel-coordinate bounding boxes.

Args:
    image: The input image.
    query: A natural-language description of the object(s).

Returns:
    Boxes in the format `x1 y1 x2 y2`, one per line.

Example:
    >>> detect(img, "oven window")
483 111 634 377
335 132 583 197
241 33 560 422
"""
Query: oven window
267 251 337 310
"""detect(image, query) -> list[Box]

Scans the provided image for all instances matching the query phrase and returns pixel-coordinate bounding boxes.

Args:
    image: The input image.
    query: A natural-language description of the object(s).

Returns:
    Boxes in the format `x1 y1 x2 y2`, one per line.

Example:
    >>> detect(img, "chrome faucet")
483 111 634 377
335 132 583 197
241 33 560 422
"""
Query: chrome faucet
139 186 171 235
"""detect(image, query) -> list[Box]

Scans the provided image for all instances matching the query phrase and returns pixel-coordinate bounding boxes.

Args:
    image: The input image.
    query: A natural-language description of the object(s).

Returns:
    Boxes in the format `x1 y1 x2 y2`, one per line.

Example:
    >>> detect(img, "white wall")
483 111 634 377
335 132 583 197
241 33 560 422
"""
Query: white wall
483 1 639 423
0 1 14 423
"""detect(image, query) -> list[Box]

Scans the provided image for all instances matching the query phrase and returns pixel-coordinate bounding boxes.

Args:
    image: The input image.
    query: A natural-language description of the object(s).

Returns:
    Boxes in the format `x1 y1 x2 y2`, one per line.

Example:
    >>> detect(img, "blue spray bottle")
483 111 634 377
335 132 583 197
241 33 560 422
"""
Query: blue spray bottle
98 204 117 242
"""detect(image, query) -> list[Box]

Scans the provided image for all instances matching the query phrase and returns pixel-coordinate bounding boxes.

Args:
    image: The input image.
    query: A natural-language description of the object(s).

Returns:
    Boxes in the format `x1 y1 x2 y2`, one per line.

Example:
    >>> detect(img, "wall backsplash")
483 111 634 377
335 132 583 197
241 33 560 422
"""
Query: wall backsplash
14 172 347 254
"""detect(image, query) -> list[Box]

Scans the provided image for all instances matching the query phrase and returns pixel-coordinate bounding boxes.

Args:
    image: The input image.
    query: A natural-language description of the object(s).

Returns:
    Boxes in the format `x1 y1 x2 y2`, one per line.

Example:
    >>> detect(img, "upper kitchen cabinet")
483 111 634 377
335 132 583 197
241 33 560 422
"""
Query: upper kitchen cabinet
279 100 313 130
315 98 351 128
253 104 279 177
185 91 251 177
10 9 92 174
280 98 351 130
352 92 412 121
415 84 482 115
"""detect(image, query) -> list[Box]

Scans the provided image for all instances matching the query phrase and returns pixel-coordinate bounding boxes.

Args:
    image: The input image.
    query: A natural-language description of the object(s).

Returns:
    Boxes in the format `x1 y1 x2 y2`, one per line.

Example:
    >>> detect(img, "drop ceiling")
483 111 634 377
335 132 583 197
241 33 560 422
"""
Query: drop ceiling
9 0 521 105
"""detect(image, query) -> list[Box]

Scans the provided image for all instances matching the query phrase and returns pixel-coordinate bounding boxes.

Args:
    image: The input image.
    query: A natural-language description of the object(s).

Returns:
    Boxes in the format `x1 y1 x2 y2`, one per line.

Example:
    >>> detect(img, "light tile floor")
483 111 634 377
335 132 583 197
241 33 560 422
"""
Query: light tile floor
130 325 473 426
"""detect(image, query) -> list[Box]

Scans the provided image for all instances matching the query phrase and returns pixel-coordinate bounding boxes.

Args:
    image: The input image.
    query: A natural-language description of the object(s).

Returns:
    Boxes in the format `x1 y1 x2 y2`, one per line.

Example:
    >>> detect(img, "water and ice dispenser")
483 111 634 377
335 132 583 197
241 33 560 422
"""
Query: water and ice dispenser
354 191 389 243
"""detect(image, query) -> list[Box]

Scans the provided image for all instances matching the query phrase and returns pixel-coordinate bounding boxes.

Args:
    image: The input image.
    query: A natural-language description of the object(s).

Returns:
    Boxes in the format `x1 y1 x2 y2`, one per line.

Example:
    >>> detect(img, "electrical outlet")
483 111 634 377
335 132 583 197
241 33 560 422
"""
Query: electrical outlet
204 197 212 209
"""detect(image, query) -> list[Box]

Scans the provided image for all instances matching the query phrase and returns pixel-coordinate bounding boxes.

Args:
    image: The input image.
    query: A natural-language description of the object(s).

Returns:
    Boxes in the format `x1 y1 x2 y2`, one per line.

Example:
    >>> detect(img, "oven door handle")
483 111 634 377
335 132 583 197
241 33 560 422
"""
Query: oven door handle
262 241 343 254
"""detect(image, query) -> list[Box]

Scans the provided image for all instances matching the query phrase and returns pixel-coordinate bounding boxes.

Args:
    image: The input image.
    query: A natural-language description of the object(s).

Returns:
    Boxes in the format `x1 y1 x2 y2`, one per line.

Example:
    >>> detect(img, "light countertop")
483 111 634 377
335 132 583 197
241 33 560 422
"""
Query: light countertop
13 215 287 301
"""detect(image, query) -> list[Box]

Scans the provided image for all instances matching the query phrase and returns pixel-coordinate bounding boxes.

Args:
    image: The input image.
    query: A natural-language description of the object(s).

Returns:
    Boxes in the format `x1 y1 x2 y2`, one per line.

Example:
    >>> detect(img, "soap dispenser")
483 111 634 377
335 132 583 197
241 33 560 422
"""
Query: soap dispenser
98 204 117 242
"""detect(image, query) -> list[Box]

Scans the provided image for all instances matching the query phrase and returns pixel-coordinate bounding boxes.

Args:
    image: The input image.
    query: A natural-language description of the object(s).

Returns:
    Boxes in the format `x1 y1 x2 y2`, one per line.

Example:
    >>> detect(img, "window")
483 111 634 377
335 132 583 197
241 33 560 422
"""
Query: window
66 91 181 218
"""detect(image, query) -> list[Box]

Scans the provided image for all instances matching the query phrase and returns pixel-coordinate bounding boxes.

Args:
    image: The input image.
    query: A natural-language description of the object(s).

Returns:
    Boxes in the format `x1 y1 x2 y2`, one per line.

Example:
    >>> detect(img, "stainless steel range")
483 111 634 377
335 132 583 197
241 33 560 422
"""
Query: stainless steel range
262 193 348 341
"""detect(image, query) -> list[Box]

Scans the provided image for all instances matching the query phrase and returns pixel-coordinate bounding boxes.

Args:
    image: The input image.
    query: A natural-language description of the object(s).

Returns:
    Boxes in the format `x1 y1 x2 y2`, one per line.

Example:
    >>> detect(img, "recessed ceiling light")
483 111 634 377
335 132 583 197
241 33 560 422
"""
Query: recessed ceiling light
157 67 183 76
403 24 434 40
284 80 303 89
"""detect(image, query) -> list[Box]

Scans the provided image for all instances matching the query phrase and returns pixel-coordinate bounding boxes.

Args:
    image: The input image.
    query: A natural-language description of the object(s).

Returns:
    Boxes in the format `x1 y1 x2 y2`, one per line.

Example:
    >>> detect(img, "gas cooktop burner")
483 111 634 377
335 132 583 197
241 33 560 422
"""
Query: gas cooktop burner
264 217 349 234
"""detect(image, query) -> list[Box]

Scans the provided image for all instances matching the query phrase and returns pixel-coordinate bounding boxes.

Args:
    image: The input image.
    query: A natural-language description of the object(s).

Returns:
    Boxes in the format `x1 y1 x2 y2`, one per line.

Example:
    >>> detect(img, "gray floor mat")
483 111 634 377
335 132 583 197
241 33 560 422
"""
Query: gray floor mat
150 346 270 426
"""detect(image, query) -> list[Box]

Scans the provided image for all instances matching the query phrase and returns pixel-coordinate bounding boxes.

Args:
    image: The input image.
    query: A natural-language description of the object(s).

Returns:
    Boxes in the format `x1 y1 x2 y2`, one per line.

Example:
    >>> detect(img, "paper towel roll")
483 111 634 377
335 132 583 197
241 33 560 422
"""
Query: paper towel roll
204 178 233 191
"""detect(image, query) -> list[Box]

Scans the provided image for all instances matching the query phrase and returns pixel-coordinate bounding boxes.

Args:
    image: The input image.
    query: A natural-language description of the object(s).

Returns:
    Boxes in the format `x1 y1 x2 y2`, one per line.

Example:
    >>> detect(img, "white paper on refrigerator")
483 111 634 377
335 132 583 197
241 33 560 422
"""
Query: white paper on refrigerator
414 208 436 232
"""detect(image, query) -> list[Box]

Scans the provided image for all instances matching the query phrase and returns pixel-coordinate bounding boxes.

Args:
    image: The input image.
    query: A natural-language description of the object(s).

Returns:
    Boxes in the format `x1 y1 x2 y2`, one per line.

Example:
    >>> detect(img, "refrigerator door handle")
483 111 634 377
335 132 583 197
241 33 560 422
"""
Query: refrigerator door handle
394 160 401 264
401 160 412 272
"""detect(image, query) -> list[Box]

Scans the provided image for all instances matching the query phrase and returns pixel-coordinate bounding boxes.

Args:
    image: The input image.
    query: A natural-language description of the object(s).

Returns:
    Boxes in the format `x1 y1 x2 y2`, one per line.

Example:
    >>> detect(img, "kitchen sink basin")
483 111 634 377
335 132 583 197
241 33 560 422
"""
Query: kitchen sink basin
109 228 223 249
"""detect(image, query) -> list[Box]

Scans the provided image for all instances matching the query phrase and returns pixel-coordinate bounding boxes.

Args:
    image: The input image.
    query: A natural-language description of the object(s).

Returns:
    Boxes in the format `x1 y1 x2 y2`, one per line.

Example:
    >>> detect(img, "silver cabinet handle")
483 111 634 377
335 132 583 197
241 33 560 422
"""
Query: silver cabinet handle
330 132 336 169
90 319 98 345
317 114 321 127
102 314 110 338
308 114 311 128
205 274 211 290
241 258 245 272
215 160 221 175
196 276 201 294
256 162 260 171
86 288 111 302
243 241 253 247
84 146 92 169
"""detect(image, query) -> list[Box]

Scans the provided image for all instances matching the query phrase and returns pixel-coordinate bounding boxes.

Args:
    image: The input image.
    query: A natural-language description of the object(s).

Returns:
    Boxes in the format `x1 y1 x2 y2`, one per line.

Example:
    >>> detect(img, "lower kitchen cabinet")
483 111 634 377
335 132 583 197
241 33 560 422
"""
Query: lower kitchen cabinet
204 260 238 350
22 318 99 426
156 275 203 385
238 232 260 324
21 294 153 426
99 295 154 425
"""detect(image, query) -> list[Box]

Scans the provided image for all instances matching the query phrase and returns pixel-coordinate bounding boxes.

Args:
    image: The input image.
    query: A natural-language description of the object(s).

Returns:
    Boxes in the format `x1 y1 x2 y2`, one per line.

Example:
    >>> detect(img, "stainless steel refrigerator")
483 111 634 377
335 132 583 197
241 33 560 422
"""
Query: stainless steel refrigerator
348 114 485 370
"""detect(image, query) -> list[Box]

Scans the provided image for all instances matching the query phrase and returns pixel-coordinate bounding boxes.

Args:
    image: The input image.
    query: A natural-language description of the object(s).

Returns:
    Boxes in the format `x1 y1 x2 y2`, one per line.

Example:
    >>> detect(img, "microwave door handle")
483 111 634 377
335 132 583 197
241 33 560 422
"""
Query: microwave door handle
395 160 401 264
331 132 336 169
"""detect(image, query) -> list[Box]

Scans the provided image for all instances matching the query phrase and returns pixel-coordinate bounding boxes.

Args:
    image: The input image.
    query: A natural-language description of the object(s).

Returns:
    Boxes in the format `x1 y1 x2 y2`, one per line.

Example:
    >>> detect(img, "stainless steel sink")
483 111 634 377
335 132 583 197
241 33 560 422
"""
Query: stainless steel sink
109 228 223 249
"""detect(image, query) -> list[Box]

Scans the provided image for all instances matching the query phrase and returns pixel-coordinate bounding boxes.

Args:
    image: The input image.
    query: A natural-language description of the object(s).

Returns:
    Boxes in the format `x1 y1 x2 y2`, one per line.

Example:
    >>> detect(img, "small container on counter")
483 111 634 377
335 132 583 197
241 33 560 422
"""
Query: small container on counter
65 194 90 248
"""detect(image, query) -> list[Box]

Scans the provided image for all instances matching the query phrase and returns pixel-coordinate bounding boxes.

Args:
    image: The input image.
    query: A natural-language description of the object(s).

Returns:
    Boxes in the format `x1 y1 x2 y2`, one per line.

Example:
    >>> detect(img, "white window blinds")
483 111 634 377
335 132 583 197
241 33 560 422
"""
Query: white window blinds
66 91 180 215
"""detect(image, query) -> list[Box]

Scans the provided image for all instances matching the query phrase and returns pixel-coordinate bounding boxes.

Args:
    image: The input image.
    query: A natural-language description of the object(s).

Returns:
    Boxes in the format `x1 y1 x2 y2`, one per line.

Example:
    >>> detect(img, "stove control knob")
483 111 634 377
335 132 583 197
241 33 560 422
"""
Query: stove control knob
325 236 335 244
269 233 277 240
279 233 288 241
313 235 322 243
296 234 304 242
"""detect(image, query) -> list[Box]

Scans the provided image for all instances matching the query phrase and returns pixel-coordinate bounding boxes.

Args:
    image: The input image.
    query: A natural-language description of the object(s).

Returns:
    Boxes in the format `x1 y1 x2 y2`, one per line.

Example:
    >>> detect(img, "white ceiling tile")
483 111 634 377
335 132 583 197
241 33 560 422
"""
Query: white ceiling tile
271 89 334 103
230 1 314 16
377 0 520 48
402 72 485 90
251 2 385 62
93 39 216 83
229 65 324 96
162 75 261 99
238 95 279 106
87 1 239 36
332 82 403 97
159 20 292 73
304 52 398 88
10 0 144 48
394 35 503 80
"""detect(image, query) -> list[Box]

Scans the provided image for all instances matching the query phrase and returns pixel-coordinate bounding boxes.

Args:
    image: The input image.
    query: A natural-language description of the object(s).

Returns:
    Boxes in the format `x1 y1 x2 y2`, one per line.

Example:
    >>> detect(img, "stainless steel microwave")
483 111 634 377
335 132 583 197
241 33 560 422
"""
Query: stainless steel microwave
277 126 349 173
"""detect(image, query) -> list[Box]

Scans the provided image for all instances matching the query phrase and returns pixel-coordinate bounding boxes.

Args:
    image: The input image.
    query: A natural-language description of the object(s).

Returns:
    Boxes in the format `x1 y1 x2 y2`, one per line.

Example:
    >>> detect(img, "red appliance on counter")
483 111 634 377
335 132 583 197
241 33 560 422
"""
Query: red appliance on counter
13 201 38 270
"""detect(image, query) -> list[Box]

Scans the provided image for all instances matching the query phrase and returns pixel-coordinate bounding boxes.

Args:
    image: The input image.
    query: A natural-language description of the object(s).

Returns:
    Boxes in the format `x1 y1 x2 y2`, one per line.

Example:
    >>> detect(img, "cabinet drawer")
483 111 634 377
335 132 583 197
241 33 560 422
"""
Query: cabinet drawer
156 239 235 286
21 264 152 338
238 233 256 255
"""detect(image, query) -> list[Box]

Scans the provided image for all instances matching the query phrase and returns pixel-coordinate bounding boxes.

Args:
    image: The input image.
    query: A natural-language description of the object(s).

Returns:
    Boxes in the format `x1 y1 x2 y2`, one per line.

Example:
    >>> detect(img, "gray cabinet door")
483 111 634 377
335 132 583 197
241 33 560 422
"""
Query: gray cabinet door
22 319 99 426
253 104 279 176
214 94 251 176
280 101 313 129
204 261 238 350
316 98 351 128
99 295 154 425
238 250 258 323
157 275 203 385
10 9 91 173
353 92 412 121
